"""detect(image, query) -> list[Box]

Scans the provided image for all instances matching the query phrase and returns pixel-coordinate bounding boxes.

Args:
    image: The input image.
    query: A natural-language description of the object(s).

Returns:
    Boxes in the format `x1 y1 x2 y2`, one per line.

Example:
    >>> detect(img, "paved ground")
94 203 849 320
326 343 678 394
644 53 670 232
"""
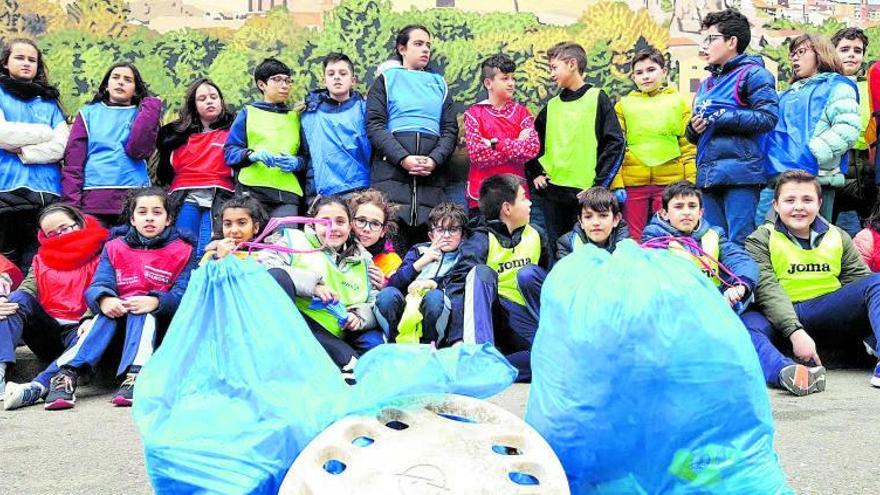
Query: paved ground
3 350 878 494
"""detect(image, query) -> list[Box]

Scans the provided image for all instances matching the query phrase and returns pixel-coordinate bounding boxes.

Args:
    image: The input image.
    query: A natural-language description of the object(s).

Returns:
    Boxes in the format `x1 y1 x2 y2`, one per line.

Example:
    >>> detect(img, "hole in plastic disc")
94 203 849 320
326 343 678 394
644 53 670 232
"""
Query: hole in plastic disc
509 472 540 485
385 420 409 430
436 412 477 423
352 436 374 447
492 444 522 455
324 460 346 475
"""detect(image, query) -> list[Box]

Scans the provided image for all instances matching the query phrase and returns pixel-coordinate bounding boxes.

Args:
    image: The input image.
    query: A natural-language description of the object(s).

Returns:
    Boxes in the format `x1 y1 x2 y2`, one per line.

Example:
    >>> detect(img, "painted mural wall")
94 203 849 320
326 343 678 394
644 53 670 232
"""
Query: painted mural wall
1 0 878 117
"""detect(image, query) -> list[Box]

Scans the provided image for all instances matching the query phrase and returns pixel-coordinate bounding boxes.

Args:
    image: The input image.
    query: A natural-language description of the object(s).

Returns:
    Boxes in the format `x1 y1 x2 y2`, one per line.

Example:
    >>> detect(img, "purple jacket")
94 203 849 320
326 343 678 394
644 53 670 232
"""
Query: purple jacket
62 97 162 216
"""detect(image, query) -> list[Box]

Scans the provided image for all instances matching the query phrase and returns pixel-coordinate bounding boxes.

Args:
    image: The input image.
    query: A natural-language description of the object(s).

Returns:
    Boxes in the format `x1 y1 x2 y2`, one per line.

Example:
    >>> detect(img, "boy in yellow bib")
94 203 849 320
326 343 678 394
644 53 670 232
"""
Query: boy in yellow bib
742 170 880 396
446 174 551 382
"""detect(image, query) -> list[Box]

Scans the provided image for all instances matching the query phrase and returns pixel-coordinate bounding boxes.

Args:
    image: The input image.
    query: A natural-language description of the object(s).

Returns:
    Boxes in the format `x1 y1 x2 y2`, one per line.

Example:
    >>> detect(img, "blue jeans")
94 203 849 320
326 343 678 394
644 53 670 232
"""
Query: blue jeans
176 202 214 259
0 291 77 364
375 286 450 344
702 185 761 246
742 273 880 386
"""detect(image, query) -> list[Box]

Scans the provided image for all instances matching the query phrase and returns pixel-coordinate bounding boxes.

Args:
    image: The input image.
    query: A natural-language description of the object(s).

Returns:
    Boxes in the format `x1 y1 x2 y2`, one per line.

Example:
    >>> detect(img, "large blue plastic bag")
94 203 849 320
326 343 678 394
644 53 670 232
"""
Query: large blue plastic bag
133 257 516 494
525 241 791 494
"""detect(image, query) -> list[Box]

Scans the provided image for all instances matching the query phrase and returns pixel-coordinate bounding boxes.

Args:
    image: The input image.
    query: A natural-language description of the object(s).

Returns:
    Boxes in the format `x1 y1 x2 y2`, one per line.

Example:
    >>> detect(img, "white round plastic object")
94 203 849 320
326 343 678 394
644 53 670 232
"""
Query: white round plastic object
279 393 569 495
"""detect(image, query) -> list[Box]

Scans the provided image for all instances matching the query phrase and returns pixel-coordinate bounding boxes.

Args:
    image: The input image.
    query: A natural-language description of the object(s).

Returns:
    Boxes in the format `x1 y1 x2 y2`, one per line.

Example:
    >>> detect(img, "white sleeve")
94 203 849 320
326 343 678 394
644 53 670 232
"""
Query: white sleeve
0 108 55 149
19 120 69 164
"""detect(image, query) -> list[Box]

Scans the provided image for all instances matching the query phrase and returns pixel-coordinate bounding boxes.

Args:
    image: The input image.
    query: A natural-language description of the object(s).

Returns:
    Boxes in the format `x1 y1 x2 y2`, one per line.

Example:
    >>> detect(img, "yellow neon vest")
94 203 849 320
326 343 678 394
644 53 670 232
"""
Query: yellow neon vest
539 88 600 190
855 80 870 151
668 229 722 286
239 105 303 195
284 229 370 337
486 225 542 306
618 90 684 167
766 225 842 303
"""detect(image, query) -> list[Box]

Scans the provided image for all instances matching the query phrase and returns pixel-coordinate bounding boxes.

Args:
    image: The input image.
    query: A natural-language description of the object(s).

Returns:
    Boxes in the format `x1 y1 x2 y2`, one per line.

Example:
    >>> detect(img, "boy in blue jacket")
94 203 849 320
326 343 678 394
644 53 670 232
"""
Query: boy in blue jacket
642 180 757 308
446 174 552 382
687 8 779 246
224 58 304 217
375 202 466 344
556 186 630 259
301 53 371 207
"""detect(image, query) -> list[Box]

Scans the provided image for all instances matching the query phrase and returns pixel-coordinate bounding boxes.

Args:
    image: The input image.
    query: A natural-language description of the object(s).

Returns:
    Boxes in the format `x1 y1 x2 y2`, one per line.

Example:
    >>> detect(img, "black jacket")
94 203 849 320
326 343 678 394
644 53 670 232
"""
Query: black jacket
556 219 630 259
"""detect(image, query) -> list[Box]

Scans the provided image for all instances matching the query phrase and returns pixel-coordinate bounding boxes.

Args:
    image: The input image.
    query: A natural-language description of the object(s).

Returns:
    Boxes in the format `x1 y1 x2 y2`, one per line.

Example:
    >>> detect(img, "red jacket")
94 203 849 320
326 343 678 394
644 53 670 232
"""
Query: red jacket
169 128 233 192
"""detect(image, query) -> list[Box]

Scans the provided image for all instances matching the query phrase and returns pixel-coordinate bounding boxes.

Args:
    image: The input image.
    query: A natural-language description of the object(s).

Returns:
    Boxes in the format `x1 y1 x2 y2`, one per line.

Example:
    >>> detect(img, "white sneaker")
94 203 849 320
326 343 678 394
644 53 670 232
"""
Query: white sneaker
4 381 44 411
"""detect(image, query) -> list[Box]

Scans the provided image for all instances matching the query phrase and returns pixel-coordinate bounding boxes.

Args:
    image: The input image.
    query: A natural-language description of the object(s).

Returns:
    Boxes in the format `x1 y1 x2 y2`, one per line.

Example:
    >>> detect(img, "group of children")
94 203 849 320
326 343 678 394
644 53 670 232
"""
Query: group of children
2 9 880 410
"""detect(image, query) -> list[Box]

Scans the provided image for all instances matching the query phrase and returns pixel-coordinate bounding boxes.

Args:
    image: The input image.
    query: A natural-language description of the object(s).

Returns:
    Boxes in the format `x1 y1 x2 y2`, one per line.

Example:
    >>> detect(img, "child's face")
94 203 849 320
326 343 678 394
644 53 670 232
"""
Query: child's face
661 194 703 234
428 219 464 252
549 57 579 89
791 43 819 80
40 211 81 239
836 38 865 76
700 26 738 66
398 29 432 70
502 186 532 229
4 43 38 82
107 66 136 105
632 58 667 94
579 207 620 245
195 83 222 125
484 70 515 102
352 203 386 248
257 73 291 104
773 182 821 237
324 60 356 101
221 208 258 243
315 203 352 250
130 196 170 239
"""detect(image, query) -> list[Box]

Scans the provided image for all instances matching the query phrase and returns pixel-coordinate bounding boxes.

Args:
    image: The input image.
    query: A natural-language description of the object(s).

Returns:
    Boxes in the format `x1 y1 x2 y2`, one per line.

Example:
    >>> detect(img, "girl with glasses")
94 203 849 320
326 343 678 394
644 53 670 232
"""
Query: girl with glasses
348 189 402 287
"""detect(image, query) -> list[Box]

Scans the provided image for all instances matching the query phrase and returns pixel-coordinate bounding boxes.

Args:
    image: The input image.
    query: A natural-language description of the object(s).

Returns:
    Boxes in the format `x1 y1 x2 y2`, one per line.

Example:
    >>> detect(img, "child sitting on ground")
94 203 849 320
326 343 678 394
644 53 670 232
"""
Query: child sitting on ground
641 180 757 308
556 187 630 259
446 174 552 382
375 202 466 344
349 189 402 287
201 196 268 263
5 188 195 410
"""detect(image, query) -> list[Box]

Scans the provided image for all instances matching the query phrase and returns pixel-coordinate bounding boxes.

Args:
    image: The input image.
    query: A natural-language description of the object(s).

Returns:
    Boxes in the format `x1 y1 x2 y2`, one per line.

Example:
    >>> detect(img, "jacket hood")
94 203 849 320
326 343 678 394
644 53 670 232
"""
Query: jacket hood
468 215 528 248
304 89 364 113
791 71 857 91
572 218 630 249
626 85 677 98
248 101 291 113
113 224 193 249
709 53 766 76
643 213 712 240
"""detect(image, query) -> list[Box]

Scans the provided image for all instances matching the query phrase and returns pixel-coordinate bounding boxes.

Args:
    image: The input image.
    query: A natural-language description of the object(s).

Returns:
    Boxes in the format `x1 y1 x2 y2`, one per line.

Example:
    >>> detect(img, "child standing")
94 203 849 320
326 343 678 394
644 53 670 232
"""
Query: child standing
301 53 371 203
528 41 626 248
556 187 630 258
611 47 695 241
688 8 779 245
446 174 551 382
463 54 539 214
0 39 69 269
157 78 236 257
62 62 162 225
349 189 402 287
375 202 466 344
224 58 304 217
5 188 195 410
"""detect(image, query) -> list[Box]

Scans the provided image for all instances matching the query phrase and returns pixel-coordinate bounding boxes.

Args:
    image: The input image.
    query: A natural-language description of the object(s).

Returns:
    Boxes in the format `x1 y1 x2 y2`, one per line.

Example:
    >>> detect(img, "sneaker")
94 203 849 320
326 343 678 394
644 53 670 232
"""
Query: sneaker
4 381 45 410
44 368 77 410
779 364 826 396
111 373 137 407
865 339 878 358
871 362 880 388
341 357 357 386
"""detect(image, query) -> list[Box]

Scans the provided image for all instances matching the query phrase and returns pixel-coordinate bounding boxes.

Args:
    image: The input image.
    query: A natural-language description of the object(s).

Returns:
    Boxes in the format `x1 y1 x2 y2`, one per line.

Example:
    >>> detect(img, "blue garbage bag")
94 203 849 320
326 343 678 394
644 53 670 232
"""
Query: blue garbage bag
525 241 791 494
133 257 516 494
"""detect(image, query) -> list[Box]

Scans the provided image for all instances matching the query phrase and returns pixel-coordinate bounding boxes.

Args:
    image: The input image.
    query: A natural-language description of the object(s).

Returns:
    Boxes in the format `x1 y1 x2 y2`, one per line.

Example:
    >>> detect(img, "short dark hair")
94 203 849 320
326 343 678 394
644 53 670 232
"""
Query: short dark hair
254 57 290 86
481 53 516 81
630 47 667 73
323 52 355 73
547 42 587 73
428 202 467 229
774 170 822 200
479 174 523 221
701 8 751 54
831 27 869 50
662 181 702 210
577 187 620 215
216 195 269 240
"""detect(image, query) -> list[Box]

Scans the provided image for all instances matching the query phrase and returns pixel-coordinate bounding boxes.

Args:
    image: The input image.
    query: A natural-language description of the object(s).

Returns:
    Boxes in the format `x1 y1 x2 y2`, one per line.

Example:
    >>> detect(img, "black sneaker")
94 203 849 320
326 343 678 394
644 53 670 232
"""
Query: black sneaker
44 368 78 410
111 372 137 407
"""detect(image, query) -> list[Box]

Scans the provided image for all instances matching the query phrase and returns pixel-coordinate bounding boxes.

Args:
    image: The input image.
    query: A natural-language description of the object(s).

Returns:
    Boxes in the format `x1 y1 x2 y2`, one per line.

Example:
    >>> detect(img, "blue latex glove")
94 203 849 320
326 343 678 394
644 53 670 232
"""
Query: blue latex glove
308 297 350 327
613 189 627 204
274 154 302 173
249 149 274 164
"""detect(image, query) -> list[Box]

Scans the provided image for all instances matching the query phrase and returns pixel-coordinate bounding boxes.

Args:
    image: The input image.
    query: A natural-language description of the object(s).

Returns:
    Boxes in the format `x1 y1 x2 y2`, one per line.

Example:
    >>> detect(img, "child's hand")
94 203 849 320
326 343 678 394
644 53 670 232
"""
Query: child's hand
518 128 533 140
401 156 425 174
342 312 363 332
413 246 442 272
533 175 549 190
0 298 18 319
124 296 160 315
790 329 822 366
76 318 94 337
408 279 437 294
99 296 128 318
723 285 746 306
368 265 386 289
689 115 708 134
215 238 237 259
249 149 274 164
314 284 338 304
0 273 12 297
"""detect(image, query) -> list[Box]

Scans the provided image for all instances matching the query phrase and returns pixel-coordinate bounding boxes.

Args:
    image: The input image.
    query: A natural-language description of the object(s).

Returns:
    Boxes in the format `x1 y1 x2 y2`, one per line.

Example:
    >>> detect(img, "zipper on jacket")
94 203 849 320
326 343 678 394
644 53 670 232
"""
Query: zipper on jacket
411 133 421 225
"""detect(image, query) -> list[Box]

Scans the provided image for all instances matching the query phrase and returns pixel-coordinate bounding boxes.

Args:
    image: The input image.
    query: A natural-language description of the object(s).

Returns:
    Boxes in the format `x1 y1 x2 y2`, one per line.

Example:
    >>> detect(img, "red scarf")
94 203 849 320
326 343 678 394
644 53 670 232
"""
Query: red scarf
37 216 109 270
